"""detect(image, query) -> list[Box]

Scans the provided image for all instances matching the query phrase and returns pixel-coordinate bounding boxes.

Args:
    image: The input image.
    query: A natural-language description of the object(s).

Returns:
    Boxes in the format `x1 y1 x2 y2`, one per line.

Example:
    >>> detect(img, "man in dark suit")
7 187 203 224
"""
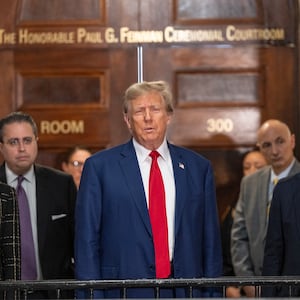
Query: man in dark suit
262 173 300 297
0 181 20 299
75 81 222 298
0 112 77 299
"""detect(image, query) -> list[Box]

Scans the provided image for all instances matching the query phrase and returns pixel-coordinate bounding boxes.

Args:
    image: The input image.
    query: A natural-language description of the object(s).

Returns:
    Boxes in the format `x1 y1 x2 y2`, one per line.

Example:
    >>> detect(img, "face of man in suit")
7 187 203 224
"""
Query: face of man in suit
0 121 38 175
257 119 295 175
124 91 172 150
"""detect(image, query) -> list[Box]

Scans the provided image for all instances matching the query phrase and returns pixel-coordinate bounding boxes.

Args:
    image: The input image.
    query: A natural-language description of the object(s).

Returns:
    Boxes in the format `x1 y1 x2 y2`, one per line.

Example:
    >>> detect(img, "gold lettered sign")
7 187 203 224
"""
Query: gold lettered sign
0 25 287 48
28 109 110 148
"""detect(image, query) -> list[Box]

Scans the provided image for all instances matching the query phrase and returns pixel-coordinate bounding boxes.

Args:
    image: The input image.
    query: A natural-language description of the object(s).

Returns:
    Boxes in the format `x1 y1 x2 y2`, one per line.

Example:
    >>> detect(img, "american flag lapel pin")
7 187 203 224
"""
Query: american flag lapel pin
179 162 185 169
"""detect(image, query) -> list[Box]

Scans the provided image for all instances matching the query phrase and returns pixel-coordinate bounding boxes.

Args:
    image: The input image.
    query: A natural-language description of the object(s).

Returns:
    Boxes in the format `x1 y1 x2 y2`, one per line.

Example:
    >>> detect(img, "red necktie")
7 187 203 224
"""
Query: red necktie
149 151 170 278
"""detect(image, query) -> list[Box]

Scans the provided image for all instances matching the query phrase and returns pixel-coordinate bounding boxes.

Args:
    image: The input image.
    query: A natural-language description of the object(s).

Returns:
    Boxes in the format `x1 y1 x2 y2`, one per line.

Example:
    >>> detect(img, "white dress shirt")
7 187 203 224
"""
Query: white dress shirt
6 164 43 279
133 138 176 260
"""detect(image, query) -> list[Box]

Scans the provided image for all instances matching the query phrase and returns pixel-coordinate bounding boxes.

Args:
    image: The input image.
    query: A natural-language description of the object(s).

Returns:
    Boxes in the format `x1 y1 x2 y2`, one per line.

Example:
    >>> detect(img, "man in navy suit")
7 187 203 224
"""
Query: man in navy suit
262 173 300 297
75 80 222 298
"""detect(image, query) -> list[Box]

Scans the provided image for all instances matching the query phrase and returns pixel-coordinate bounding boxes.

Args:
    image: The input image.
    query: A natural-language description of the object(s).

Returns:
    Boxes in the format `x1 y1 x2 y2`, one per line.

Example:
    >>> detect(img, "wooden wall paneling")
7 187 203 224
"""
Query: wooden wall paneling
158 0 297 218
106 0 139 28
174 0 262 24
297 0 300 158
108 48 139 147
262 47 297 131
0 0 298 219
13 48 112 166
18 0 106 25
0 1 19 118
12 0 111 166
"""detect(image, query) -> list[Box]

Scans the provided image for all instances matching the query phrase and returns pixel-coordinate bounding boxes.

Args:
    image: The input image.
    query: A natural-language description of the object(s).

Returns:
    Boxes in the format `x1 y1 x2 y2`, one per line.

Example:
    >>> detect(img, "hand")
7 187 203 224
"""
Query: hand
226 286 241 298
243 285 256 297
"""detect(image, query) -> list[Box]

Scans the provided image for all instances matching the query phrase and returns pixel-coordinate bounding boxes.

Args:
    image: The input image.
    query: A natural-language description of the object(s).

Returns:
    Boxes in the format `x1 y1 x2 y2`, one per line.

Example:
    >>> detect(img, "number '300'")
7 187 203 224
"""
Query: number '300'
206 118 234 133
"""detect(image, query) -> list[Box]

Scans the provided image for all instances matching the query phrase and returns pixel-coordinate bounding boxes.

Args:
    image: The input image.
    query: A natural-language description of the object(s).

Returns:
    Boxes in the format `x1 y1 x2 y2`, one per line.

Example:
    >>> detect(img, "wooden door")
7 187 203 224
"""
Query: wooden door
0 0 298 219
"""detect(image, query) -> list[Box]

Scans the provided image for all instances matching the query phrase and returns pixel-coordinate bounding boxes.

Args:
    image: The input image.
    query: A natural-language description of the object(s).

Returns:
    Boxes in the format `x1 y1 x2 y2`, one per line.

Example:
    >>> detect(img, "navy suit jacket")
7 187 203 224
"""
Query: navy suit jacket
262 172 300 297
75 140 222 298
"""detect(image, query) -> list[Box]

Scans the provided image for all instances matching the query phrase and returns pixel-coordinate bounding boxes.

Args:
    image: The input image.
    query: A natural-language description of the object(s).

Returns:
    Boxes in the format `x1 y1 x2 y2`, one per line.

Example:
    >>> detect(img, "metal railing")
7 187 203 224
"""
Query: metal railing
1 276 300 299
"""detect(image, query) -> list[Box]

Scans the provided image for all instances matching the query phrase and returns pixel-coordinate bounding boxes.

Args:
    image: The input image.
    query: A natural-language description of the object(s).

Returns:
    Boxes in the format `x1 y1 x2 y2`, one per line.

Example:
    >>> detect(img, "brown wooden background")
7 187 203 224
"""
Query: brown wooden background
0 0 299 220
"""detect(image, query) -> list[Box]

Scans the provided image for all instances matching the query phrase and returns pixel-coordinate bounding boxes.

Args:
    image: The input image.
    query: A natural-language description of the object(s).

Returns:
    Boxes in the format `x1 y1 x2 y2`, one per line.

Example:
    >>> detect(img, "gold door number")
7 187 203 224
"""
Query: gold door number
206 118 234 133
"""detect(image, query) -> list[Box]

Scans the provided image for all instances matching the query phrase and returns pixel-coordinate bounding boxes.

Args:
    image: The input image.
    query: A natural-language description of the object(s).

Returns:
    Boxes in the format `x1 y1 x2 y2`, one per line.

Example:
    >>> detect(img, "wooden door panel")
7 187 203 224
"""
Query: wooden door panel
0 0 298 219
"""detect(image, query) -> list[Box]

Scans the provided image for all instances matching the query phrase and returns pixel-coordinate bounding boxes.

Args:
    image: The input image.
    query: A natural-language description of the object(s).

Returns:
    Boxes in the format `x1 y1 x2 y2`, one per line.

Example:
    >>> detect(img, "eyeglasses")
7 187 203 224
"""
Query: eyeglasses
68 160 85 168
3 137 36 147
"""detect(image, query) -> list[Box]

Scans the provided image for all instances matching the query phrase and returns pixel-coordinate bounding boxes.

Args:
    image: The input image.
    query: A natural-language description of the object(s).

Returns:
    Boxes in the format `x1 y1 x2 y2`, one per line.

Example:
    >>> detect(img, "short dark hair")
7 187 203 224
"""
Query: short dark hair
0 111 38 142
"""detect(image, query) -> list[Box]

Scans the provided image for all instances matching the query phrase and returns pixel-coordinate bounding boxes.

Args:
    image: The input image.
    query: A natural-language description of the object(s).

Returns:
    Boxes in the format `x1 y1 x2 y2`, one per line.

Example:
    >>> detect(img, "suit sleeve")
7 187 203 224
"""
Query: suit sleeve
261 184 283 297
1 186 21 280
74 158 104 298
231 177 255 276
202 163 223 297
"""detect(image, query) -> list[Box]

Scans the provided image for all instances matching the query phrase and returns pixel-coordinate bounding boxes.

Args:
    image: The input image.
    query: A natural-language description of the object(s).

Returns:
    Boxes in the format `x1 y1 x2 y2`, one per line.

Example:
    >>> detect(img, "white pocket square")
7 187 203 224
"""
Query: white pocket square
51 214 67 221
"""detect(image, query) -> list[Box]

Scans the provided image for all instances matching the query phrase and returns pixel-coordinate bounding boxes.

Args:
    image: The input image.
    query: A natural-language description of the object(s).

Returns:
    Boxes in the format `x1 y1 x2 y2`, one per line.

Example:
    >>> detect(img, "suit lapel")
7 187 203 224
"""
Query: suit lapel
294 193 300 240
0 164 49 256
288 159 300 177
258 167 271 241
168 145 187 236
0 164 7 183
287 174 300 239
260 160 300 241
35 166 51 255
119 141 152 235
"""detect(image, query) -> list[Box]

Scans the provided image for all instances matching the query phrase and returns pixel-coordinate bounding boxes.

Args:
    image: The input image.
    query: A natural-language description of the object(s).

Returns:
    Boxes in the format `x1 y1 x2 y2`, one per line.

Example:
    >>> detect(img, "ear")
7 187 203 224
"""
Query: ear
166 113 172 125
291 133 296 149
123 113 131 129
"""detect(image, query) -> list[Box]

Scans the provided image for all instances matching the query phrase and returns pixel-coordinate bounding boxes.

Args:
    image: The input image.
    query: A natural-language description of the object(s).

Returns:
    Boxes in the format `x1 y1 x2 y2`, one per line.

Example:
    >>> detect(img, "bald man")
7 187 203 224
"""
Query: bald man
231 120 300 297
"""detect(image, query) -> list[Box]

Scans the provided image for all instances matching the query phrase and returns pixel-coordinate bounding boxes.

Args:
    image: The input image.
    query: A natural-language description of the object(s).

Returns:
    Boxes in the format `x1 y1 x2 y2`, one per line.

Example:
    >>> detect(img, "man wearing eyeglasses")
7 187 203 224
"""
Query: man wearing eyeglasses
0 111 77 299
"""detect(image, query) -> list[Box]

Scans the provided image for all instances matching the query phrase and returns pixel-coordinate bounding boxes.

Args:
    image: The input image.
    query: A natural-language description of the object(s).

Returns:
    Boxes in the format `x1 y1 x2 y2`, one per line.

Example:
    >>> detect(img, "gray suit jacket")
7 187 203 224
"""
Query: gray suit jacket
231 159 300 276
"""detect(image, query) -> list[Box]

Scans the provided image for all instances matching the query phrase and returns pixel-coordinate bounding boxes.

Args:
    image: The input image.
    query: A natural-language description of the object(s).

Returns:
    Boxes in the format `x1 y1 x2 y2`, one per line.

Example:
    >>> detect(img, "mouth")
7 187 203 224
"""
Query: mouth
272 157 281 163
17 156 29 161
144 127 155 133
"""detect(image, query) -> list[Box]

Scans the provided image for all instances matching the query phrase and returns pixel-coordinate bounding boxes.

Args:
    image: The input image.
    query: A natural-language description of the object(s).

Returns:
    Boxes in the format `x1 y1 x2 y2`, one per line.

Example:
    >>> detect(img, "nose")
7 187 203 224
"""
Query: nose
144 108 152 120
18 141 26 151
270 143 279 155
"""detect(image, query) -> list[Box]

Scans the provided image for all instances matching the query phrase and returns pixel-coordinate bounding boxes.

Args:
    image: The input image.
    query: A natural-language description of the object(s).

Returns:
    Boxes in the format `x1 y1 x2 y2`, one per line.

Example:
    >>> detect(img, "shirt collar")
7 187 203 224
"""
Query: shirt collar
132 138 169 162
5 164 35 185
271 158 295 181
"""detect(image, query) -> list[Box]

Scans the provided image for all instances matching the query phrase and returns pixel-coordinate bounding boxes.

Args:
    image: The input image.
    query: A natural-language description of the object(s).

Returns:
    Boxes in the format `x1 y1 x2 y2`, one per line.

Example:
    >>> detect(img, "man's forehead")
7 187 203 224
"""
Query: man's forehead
133 93 162 102
3 122 33 135
259 125 288 139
